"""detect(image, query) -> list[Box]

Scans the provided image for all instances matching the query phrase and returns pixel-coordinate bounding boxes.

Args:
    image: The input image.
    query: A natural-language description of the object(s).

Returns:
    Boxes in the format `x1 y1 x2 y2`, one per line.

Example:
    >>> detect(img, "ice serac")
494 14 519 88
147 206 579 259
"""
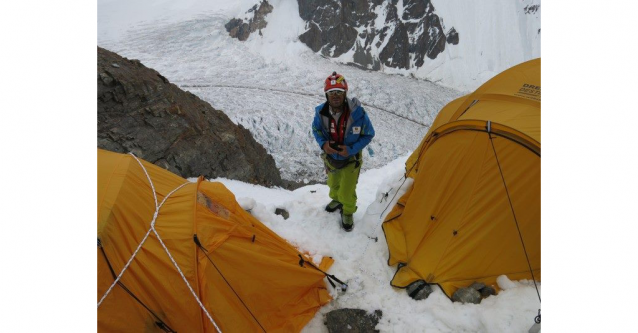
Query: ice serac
297 0 457 70
97 47 284 187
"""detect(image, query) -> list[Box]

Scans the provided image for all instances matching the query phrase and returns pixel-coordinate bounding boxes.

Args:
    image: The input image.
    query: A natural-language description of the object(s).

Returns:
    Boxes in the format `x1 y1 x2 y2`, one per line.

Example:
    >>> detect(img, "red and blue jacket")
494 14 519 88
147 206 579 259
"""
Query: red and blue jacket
312 97 375 161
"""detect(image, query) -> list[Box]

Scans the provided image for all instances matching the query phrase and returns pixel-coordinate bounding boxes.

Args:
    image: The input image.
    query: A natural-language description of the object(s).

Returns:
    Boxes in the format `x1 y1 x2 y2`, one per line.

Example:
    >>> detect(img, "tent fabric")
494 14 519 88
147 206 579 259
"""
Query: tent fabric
98 149 332 332
383 58 540 298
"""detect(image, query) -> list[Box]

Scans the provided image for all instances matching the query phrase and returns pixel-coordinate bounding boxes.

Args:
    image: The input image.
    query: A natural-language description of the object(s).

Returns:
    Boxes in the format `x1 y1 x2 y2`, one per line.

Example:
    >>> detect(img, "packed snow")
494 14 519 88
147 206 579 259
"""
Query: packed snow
202 155 541 332
98 0 541 331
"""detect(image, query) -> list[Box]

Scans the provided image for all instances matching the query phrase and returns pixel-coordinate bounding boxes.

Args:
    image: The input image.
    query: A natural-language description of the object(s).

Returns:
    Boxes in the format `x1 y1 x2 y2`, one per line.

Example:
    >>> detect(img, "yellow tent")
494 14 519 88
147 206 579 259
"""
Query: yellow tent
98 149 334 332
383 58 540 298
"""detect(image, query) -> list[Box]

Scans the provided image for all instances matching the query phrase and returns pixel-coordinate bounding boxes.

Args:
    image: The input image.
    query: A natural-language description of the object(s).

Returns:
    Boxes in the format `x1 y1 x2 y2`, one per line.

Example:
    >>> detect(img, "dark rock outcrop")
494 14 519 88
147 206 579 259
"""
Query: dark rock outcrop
326 309 382 333
524 5 540 14
446 27 459 45
98 47 284 187
225 0 273 41
296 0 458 70
227 0 458 72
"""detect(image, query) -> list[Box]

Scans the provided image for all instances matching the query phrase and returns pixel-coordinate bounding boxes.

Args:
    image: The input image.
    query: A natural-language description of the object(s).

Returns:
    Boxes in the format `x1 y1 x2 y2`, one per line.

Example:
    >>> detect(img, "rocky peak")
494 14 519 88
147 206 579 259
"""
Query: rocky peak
97 47 284 187
225 0 274 41
297 0 457 70
225 0 458 72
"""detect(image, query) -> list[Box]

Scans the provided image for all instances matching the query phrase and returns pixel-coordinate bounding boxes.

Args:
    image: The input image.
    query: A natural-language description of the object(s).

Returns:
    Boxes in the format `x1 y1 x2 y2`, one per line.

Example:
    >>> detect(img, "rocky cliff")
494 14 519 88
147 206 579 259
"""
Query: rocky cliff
97 47 284 187
226 0 458 71
299 0 457 70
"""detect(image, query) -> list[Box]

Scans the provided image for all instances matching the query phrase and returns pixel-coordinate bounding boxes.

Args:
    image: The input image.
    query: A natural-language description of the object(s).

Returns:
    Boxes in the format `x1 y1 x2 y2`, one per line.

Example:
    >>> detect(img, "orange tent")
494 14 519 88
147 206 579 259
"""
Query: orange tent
383 59 540 297
98 149 333 332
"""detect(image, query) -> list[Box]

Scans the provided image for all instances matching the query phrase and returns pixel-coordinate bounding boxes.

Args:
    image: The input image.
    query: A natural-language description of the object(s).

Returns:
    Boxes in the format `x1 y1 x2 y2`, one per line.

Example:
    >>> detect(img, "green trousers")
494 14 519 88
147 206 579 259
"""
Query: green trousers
327 159 362 215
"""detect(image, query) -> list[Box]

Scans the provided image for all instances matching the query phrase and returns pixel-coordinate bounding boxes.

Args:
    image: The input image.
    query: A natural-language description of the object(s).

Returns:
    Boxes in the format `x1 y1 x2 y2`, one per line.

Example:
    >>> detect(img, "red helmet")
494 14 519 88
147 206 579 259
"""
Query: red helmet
324 71 348 93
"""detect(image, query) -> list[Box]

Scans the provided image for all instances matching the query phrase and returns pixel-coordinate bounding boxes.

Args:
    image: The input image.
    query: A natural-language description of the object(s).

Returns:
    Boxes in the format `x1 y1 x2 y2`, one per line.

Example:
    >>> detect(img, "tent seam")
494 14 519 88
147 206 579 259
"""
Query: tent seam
193 177 206 333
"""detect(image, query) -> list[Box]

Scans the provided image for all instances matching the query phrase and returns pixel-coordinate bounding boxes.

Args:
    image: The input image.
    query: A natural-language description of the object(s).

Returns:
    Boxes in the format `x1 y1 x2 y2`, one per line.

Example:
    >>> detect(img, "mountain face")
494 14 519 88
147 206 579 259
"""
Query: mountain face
97 47 284 187
227 0 457 71
297 0 457 70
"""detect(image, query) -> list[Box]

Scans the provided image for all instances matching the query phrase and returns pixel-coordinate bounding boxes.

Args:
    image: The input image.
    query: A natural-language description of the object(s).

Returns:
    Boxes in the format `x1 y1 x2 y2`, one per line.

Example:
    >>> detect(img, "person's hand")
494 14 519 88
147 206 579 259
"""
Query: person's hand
323 142 339 154
337 145 349 157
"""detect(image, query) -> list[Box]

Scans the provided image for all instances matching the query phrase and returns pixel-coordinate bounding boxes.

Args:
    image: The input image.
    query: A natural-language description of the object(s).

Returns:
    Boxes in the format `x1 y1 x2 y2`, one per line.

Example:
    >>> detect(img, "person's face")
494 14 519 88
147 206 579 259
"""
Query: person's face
327 90 346 108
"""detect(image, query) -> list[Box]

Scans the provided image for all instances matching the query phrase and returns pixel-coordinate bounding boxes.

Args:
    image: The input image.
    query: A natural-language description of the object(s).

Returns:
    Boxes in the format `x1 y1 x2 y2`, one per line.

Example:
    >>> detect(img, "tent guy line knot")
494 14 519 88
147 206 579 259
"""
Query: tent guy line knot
97 153 223 333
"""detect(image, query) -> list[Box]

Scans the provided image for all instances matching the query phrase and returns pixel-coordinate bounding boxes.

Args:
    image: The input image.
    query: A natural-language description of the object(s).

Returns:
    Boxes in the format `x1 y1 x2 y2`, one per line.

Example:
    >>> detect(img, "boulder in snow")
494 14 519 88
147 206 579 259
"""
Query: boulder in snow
406 279 433 300
325 308 382 333
225 0 273 41
446 28 459 45
479 285 496 298
452 287 481 304
468 282 497 298
275 208 289 220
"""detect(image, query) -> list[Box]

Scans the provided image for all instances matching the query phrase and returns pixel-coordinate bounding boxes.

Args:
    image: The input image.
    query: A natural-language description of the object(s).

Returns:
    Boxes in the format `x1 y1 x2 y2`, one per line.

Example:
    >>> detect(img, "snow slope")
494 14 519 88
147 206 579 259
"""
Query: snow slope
98 1 541 332
421 0 541 90
310 0 541 92
98 0 461 183
204 156 541 333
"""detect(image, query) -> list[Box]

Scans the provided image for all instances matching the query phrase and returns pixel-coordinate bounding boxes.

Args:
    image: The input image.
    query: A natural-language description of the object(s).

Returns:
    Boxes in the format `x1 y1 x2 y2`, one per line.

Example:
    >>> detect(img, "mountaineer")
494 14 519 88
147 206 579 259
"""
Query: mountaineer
312 72 375 231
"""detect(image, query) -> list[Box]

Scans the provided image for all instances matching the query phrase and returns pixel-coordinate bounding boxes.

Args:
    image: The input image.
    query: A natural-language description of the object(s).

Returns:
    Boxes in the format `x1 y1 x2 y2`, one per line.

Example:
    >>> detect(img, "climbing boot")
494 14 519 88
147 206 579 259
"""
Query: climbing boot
341 213 354 232
325 200 343 212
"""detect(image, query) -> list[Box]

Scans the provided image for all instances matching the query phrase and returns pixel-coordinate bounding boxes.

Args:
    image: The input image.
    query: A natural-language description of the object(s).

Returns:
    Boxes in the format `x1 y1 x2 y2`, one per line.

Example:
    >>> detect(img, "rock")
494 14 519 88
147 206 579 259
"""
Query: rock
524 5 540 15
468 282 486 291
326 309 382 333
468 282 496 298
111 63 120 68
296 0 456 71
480 286 496 298
225 0 273 41
379 20 410 69
406 280 433 300
299 22 323 52
225 18 251 41
97 47 284 187
275 208 289 220
446 27 459 45
452 287 481 304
